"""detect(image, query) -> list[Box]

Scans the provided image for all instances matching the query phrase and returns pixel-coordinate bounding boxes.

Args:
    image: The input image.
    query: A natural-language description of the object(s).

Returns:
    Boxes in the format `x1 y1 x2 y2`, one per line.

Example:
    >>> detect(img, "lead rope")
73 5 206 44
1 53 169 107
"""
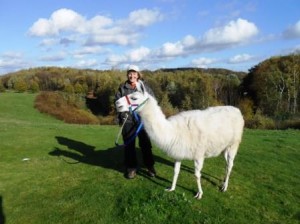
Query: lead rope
114 112 143 147
114 97 149 147
115 113 129 146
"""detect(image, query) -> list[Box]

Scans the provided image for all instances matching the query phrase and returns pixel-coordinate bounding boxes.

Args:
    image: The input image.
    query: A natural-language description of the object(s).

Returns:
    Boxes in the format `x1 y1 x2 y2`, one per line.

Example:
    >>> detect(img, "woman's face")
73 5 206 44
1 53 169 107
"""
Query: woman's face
127 70 139 84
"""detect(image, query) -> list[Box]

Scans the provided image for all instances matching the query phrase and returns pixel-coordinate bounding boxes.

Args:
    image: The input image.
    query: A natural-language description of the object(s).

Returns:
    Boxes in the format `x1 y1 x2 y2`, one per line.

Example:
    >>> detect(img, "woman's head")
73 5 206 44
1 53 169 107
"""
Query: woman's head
127 65 142 84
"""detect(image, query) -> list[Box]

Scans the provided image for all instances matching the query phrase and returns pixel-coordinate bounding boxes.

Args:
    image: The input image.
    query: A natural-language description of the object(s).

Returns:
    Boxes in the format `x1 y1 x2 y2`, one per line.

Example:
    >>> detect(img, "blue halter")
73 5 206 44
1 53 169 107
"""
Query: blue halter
114 97 148 147
123 111 144 146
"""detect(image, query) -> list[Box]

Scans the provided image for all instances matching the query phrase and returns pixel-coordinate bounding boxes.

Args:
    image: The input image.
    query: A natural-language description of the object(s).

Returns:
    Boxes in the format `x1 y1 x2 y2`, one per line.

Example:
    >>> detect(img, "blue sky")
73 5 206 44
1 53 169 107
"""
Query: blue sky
0 0 299 75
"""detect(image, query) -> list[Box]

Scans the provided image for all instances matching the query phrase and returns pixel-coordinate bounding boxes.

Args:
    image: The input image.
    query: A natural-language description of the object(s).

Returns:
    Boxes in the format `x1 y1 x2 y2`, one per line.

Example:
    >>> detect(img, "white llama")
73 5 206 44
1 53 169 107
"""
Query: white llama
115 91 244 199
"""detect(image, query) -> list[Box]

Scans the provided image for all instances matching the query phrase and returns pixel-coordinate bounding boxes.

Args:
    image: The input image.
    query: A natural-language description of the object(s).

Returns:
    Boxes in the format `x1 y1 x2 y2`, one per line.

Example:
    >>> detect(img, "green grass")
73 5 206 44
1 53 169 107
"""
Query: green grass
0 92 299 224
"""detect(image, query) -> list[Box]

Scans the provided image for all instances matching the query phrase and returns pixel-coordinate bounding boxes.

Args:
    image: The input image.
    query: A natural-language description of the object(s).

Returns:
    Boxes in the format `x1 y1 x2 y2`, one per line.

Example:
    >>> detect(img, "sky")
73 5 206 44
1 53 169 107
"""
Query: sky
0 0 299 75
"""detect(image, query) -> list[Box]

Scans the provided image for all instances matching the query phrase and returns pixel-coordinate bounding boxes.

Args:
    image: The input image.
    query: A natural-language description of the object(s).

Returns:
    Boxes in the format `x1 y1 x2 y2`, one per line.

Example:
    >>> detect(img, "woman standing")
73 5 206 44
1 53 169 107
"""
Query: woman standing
115 65 156 179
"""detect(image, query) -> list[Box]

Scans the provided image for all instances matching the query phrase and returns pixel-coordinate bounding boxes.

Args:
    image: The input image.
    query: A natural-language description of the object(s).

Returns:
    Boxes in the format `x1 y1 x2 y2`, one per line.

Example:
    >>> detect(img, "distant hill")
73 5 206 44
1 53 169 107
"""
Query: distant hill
155 67 247 80
1 66 246 78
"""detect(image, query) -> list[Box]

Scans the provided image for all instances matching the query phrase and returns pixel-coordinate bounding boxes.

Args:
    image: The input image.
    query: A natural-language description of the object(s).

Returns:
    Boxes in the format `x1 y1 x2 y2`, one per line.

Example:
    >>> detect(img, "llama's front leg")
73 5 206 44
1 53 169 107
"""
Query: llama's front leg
166 161 181 192
194 159 204 199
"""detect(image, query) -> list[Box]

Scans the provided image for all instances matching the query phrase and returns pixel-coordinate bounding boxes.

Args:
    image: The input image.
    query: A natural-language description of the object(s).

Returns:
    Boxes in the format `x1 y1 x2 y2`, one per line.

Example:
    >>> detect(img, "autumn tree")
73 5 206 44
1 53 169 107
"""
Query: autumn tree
241 54 300 118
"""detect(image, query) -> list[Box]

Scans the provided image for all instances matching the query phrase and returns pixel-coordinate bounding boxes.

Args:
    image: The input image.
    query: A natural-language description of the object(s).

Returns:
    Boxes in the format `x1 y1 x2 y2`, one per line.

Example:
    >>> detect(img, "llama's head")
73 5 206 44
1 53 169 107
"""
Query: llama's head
115 91 149 113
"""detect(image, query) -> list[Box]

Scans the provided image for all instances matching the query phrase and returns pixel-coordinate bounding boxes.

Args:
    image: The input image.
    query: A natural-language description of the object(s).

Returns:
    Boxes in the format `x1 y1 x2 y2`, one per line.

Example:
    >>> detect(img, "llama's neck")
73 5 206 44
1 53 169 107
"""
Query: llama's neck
139 95 174 151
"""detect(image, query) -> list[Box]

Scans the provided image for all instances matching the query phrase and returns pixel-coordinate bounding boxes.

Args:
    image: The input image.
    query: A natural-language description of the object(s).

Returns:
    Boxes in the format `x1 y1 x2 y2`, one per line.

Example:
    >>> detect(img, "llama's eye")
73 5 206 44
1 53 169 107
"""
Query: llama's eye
131 97 137 100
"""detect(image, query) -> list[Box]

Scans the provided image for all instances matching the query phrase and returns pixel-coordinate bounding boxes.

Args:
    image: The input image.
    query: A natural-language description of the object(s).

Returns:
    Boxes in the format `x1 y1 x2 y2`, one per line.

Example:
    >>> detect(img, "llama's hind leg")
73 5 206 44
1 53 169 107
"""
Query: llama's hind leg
166 161 181 192
194 158 204 199
221 144 238 192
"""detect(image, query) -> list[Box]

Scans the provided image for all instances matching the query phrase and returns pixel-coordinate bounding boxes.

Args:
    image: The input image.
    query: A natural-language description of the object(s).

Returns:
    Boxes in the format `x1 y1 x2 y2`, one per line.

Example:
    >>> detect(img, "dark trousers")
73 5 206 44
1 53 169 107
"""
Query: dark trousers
122 122 155 170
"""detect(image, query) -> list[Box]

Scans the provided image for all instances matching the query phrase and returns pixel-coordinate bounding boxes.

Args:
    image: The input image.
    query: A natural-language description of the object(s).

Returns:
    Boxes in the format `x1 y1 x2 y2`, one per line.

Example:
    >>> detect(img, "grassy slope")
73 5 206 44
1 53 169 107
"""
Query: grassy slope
0 92 299 224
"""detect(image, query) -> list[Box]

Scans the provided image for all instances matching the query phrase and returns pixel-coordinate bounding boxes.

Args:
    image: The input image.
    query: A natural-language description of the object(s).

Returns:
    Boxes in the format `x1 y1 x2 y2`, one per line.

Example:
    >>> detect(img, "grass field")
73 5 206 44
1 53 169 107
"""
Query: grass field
0 92 299 224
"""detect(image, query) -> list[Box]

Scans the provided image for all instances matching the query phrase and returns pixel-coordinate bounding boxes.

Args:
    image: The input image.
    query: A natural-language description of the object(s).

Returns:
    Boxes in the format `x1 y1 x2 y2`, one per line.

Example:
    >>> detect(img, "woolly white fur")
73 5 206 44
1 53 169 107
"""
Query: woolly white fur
116 91 244 199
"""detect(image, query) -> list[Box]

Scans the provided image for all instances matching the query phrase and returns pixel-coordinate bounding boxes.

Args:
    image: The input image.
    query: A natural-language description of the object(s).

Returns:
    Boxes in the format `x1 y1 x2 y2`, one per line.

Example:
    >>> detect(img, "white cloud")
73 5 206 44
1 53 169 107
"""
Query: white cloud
228 54 254 63
156 35 197 57
191 57 216 68
127 47 151 62
28 8 163 48
75 59 98 68
59 37 76 46
39 38 58 47
105 54 127 66
283 20 300 39
28 8 86 36
202 18 258 45
51 8 86 32
101 18 260 70
155 18 258 59
2 51 23 59
182 35 197 47
39 52 66 61
159 41 184 57
84 15 113 34
128 8 163 27
85 32 138 46
104 46 152 67
73 46 105 57
29 18 55 36
0 52 30 74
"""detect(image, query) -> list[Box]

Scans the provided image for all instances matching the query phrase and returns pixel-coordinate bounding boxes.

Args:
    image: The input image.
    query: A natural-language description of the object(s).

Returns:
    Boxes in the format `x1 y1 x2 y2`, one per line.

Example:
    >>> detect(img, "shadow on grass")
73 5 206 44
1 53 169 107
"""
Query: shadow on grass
50 136 176 174
138 153 222 193
0 196 5 224
180 164 222 187
50 136 221 193
50 136 125 173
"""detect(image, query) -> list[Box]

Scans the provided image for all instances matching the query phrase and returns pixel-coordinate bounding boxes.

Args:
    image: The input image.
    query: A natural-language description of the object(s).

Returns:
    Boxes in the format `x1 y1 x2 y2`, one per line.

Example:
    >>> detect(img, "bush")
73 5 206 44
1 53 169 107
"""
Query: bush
29 80 40 93
0 79 5 92
159 93 179 117
98 115 117 125
239 98 254 121
34 91 100 124
276 119 300 129
14 80 27 92
246 110 276 129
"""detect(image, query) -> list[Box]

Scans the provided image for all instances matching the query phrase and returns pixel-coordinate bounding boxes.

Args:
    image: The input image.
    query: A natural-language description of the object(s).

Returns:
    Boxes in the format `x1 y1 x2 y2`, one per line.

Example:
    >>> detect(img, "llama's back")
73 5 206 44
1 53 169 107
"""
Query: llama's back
167 106 244 159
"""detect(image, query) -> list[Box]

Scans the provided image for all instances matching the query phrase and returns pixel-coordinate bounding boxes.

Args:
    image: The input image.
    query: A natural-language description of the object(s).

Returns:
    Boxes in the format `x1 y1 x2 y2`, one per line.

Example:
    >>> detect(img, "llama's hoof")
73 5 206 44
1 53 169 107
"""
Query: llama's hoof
165 187 175 192
220 188 227 192
220 184 228 192
194 192 202 199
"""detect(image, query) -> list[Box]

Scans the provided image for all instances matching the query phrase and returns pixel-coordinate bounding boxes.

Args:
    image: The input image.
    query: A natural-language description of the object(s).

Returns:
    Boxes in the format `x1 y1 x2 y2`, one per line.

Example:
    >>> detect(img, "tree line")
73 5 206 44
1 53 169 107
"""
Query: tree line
0 53 299 129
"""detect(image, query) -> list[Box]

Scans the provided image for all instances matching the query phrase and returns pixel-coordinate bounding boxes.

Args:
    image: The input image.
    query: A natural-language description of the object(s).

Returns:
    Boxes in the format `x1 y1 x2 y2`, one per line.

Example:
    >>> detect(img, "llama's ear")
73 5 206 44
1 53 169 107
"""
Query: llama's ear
137 80 147 95
136 81 142 93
